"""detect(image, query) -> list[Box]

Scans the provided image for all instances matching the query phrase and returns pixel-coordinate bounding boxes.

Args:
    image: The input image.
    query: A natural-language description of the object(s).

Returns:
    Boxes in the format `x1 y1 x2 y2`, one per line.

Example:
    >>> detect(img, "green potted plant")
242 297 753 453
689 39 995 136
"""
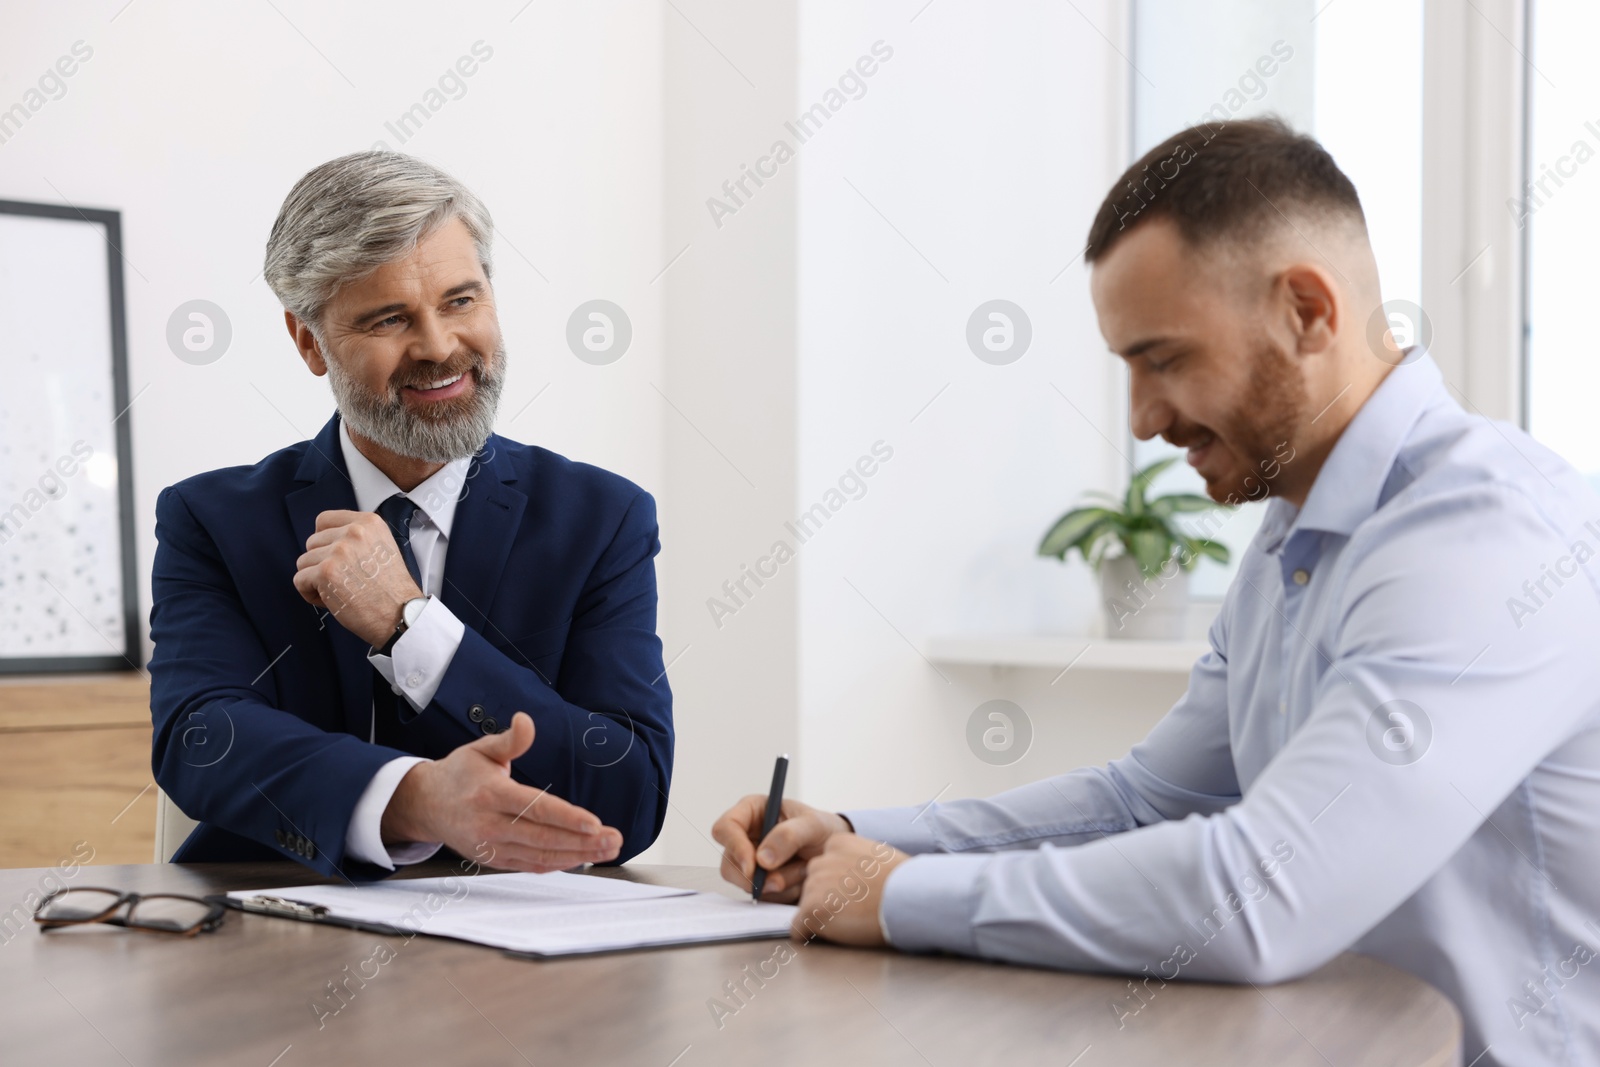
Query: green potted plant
1038 457 1230 639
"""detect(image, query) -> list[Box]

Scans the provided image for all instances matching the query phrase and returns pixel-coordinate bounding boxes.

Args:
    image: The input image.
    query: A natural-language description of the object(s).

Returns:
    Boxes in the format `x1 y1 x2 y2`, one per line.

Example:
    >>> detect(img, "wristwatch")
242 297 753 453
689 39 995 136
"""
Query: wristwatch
376 595 430 656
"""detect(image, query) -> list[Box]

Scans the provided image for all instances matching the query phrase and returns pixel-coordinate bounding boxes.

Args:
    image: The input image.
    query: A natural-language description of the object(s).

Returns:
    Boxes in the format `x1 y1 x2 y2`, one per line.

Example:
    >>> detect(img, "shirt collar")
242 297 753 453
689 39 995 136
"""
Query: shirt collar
337 418 471 537
1261 347 1444 548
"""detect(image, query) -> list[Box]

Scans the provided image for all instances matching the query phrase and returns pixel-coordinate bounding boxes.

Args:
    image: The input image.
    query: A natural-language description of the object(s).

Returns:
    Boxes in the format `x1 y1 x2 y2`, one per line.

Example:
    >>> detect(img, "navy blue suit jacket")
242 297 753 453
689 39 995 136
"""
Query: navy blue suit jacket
148 414 673 881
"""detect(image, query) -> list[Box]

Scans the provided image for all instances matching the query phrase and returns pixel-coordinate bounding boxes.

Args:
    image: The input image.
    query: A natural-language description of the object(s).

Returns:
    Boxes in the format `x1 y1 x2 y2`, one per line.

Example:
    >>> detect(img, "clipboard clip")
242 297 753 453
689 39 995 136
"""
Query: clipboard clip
237 894 331 919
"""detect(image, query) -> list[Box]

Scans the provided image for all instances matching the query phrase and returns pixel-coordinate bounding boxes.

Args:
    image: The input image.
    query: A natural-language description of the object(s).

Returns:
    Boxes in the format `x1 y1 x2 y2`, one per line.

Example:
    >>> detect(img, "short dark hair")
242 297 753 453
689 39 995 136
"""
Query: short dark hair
1083 116 1364 264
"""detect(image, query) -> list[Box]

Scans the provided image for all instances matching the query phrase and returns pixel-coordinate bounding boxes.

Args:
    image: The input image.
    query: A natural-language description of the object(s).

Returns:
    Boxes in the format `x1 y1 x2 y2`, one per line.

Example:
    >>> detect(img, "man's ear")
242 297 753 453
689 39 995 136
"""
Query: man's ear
1278 262 1339 357
285 310 329 376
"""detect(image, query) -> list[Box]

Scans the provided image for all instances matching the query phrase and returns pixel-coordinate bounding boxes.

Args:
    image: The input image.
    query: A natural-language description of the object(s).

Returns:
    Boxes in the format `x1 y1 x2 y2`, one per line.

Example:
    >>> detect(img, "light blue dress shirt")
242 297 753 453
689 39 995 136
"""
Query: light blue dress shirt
847 351 1600 1067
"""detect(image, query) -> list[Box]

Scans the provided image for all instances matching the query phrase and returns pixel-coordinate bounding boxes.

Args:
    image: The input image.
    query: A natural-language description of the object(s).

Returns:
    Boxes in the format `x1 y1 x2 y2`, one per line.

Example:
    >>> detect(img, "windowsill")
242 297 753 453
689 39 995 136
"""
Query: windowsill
925 635 1207 673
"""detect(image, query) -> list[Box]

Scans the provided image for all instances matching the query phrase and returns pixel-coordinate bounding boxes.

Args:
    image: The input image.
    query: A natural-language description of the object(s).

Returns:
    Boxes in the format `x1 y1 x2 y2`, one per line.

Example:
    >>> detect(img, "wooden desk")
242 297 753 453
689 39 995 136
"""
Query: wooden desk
0 860 1461 1066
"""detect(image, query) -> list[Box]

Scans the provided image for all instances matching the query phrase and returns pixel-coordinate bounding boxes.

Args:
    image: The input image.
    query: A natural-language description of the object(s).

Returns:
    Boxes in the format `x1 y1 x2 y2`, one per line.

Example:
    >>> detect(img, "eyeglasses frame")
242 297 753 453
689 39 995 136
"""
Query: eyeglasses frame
33 887 227 937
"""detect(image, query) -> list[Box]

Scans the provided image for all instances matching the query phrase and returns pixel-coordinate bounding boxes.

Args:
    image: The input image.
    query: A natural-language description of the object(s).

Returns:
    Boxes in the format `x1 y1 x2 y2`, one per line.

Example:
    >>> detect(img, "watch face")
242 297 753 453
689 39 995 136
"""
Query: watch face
402 595 429 627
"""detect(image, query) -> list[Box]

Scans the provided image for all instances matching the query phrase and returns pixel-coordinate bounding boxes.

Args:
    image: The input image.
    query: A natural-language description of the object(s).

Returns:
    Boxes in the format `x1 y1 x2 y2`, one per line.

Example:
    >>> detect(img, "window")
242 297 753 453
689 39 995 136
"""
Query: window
1525 1 1600 491
1130 0 1424 597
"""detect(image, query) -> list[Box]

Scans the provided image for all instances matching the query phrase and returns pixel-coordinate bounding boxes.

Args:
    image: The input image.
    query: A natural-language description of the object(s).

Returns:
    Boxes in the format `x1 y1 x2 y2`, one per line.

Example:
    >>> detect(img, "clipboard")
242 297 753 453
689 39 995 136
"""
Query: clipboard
214 893 418 939
215 873 798 959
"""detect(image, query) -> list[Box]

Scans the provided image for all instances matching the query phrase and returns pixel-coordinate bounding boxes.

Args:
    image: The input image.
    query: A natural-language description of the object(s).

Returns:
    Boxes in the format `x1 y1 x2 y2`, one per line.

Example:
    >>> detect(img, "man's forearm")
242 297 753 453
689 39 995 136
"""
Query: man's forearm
378 759 437 846
842 762 1173 859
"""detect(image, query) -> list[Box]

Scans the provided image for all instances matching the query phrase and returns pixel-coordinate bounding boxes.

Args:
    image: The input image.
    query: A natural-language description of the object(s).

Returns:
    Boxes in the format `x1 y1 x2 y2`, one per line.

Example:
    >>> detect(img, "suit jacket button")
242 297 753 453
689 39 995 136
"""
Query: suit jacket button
274 829 286 847
482 717 498 734
468 704 485 723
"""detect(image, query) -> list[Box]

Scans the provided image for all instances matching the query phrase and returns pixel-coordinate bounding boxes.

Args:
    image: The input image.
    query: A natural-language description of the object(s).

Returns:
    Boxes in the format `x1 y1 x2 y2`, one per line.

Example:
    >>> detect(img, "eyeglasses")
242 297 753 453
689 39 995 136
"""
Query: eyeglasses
33 888 226 937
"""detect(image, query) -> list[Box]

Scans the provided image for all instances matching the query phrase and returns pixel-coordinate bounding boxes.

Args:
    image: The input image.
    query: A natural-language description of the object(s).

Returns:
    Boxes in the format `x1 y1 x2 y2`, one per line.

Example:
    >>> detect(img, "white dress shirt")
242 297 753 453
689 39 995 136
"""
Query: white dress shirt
338 420 471 870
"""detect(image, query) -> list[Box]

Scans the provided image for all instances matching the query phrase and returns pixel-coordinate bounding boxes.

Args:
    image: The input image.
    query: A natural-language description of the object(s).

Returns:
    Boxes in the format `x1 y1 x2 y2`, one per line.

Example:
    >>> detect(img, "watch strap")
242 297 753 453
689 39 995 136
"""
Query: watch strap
376 596 428 656
377 624 404 657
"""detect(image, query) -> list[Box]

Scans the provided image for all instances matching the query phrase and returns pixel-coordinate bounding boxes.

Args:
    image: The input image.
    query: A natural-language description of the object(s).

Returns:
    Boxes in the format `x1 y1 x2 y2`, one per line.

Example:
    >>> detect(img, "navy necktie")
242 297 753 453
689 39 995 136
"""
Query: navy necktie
376 493 422 586
372 493 421 747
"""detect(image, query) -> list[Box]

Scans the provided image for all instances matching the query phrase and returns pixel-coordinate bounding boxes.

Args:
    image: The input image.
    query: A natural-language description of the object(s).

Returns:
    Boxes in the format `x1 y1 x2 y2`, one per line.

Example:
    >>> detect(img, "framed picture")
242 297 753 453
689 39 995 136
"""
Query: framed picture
0 198 139 673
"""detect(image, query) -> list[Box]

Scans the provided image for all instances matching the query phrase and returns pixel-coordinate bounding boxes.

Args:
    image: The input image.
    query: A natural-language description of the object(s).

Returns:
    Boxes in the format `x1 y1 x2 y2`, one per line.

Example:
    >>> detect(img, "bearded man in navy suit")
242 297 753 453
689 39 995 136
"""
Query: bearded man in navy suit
149 152 672 881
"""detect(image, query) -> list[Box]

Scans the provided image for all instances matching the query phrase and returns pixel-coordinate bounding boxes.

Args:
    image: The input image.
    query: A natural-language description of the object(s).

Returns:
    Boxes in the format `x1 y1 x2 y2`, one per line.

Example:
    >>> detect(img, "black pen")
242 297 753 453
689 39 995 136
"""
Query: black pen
750 754 789 902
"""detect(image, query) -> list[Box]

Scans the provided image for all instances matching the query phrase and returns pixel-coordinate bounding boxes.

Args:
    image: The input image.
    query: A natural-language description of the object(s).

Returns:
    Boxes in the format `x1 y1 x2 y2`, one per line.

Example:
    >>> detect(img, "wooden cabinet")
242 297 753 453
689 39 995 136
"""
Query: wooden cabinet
0 673 154 868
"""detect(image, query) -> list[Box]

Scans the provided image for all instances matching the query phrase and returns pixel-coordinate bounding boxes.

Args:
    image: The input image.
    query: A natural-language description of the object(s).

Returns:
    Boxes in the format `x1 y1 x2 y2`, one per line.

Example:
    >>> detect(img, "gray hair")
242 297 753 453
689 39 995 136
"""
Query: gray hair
263 151 494 340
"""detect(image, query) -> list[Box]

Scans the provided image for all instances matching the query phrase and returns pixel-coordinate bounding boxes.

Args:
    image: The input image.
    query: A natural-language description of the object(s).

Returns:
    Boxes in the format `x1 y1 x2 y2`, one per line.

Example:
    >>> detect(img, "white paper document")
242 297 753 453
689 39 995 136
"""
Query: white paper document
228 871 797 957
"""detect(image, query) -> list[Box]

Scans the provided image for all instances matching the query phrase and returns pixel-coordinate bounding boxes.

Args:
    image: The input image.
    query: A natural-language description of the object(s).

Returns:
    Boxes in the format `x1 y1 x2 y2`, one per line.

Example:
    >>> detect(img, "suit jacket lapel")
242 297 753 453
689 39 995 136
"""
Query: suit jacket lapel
441 435 527 638
284 414 373 739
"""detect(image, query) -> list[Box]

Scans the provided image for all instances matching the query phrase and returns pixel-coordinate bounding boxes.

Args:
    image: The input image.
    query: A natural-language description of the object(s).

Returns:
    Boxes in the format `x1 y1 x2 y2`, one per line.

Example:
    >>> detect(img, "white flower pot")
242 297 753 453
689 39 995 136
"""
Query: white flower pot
1098 554 1189 640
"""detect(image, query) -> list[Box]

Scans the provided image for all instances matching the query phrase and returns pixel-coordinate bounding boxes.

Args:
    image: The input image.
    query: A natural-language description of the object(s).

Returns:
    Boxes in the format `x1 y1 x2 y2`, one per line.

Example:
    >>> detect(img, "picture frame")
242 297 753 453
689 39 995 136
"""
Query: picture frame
0 197 139 673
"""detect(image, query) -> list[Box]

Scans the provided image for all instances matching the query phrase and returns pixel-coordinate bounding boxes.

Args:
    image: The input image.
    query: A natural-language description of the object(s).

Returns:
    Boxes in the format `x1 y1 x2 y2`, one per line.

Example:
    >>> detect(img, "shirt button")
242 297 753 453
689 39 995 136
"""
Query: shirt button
390 684 403 695
1279 699 1287 714
1292 568 1310 586
407 673 423 687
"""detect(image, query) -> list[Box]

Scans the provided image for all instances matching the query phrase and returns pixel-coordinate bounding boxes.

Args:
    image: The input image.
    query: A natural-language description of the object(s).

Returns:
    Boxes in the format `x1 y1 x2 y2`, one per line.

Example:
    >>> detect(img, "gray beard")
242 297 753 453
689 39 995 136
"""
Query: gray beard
325 346 505 463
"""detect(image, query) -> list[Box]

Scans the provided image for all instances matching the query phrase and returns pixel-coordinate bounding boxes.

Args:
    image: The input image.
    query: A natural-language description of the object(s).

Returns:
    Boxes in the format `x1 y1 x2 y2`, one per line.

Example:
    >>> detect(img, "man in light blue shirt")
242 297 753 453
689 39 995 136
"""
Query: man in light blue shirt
714 118 1600 1067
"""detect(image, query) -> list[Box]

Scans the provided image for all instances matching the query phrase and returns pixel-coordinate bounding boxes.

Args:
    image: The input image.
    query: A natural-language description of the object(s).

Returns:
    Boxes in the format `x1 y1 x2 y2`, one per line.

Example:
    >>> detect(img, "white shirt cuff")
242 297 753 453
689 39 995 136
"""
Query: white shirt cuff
368 596 466 713
343 756 443 870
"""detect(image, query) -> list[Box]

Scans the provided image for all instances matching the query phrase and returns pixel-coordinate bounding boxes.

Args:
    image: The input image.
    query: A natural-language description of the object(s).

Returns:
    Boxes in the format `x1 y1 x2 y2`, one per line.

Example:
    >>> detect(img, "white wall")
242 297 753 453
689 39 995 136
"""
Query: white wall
654 1 802 866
